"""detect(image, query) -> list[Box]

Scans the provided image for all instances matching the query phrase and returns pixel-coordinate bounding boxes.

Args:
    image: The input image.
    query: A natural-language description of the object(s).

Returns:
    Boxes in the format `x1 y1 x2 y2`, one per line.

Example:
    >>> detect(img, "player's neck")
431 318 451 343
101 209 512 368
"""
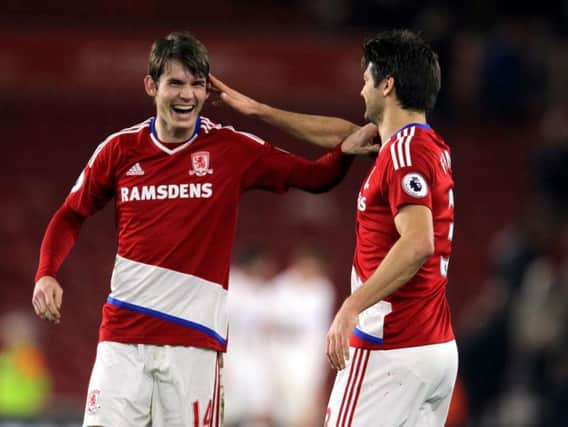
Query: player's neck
154 118 197 144
378 108 427 142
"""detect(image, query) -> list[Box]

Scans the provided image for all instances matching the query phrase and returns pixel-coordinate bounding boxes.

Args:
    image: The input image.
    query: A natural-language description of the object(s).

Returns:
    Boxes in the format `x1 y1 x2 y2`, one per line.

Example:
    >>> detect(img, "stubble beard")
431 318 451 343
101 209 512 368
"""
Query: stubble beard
364 105 383 126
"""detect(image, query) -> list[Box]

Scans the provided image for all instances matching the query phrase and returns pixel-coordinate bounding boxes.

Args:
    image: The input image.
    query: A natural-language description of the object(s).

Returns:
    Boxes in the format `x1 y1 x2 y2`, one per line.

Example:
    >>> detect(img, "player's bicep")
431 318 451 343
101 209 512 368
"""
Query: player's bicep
242 144 295 192
394 204 434 256
394 205 433 237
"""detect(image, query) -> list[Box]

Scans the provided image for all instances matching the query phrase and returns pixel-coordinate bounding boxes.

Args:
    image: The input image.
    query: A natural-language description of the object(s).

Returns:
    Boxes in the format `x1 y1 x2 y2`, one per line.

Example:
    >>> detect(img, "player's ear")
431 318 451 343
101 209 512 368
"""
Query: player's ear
144 75 157 97
383 76 395 96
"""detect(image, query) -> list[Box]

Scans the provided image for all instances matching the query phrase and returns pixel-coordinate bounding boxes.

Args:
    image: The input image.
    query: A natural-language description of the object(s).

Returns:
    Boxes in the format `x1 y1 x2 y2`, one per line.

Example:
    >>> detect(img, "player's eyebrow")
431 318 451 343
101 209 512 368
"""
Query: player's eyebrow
166 78 185 85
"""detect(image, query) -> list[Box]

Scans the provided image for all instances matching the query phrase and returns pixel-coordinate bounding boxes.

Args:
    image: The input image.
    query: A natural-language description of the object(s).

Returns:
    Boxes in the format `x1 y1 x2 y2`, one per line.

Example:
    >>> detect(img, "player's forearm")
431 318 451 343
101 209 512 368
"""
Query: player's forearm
35 205 85 281
256 104 359 149
345 235 432 313
287 144 353 193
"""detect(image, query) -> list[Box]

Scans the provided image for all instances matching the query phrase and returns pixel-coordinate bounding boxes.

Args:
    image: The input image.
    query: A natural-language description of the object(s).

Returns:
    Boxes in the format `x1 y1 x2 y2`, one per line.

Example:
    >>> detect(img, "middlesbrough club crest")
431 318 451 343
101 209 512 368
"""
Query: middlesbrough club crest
190 151 213 176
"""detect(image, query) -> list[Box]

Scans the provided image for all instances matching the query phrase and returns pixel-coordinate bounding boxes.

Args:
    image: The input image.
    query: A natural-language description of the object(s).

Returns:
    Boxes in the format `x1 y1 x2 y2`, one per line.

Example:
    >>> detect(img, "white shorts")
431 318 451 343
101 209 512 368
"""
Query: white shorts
83 342 222 427
326 340 458 427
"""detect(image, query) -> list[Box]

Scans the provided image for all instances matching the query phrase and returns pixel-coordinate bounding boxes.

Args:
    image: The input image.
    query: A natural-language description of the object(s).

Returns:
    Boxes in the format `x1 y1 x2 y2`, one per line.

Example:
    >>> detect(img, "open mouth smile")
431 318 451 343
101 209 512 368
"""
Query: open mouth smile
172 105 195 115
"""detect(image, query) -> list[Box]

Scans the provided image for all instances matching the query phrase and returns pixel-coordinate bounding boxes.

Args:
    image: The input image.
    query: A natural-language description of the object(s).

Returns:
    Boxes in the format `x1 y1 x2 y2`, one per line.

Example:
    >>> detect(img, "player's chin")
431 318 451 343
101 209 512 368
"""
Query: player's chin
170 113 197 129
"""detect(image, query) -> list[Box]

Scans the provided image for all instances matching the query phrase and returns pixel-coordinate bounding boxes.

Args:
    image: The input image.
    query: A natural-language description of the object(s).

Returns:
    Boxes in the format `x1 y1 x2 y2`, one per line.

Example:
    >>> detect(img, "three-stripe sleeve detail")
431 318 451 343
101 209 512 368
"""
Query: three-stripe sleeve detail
390 126 416 171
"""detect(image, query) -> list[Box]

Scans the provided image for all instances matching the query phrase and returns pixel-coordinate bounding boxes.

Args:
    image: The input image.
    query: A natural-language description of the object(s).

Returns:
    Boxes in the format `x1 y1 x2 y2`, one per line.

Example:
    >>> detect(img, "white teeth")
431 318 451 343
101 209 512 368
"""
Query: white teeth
173 105 194 111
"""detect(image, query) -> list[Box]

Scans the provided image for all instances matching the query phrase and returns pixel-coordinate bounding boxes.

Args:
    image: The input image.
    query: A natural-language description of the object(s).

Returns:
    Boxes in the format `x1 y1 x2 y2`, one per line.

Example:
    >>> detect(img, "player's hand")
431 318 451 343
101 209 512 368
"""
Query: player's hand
32 276 63 324
326 302 358 370
208 74 265 117
340 123 380 156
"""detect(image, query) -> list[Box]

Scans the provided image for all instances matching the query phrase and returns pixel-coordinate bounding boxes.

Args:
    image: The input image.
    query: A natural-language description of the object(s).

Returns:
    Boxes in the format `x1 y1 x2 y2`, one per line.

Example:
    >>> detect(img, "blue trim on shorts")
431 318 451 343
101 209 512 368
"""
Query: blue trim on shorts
353 328 384 345
107 296 226 346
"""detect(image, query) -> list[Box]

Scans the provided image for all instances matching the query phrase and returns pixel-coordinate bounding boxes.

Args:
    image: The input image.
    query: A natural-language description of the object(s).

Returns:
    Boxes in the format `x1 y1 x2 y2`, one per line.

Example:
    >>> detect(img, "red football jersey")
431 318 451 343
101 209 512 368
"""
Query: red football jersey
60 116 351 352
350 123 455 349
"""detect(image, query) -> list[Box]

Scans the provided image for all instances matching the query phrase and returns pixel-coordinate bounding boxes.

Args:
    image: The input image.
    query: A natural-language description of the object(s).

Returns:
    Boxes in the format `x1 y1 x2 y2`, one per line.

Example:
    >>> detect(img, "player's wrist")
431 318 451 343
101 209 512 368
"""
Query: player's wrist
341 296 361 315
34 272 57 283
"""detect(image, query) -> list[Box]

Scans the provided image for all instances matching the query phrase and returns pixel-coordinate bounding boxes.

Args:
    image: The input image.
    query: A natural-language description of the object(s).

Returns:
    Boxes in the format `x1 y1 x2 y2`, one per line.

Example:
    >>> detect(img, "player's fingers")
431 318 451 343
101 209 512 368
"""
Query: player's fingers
33 291 47 314
219 92 243 109
335 341 345 370
55 288 63 310
342 336 350 366
45 292 59 320
207 77 219 91
331 335 344 370
43 291 60 320
32 298 42 317
326 335 338 369
208 74 232 94
360 122 379 137
51 290 62 324
207 85 221 95
325 348 335 369
325 335 332 366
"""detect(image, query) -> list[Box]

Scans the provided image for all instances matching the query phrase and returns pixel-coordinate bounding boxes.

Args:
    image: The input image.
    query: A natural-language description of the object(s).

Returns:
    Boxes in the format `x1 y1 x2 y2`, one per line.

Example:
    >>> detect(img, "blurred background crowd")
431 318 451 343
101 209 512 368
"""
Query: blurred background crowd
1 0 567 426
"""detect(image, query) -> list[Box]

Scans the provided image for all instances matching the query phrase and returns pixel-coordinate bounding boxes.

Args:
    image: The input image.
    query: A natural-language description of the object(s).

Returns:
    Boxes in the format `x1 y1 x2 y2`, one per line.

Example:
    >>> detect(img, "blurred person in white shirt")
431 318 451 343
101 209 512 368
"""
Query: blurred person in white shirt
224 246 277 427
266 246 336 427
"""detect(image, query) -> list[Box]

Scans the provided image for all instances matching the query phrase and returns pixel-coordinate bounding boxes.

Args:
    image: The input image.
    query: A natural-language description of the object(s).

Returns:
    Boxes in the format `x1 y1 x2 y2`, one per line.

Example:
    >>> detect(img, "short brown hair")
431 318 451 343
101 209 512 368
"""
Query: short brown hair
148 31 209 83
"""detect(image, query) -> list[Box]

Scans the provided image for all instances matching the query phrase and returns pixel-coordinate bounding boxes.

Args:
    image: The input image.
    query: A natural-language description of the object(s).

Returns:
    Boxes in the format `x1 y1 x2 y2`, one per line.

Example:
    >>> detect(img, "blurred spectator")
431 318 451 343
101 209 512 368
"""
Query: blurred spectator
265 246 335 427
224 245 335 427
0 311 51 418
460 73 568 424
534 98 568 222
507 248 568 426
458 200 554 425
480 18 545 121
224 246 277 427
502 82 568 426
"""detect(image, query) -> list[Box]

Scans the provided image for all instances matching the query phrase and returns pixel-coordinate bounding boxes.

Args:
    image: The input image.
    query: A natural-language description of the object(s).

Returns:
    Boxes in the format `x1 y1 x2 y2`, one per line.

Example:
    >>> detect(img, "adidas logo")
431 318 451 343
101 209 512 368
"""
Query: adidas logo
126 162 144 176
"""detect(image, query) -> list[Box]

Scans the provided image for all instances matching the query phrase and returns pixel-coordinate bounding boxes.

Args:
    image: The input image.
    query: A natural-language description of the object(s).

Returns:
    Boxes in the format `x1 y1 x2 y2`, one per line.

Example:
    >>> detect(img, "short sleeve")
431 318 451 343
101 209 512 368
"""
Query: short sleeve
386 139 434 217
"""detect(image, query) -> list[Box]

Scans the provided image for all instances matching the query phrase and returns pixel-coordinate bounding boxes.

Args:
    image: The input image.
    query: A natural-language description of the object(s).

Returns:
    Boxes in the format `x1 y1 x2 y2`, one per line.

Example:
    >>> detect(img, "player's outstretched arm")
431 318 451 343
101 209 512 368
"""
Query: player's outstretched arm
209 74 360 149
32 276 63 324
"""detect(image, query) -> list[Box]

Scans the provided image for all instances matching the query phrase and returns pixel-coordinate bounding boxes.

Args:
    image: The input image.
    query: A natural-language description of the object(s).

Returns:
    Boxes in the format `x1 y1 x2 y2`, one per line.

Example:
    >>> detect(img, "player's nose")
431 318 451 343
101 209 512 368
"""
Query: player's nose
179 85 195 100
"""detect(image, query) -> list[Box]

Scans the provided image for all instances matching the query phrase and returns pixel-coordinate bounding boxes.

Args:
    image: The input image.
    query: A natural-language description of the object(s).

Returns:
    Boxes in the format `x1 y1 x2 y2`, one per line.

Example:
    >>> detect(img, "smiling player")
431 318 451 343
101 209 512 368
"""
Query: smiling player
31 31 378 427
